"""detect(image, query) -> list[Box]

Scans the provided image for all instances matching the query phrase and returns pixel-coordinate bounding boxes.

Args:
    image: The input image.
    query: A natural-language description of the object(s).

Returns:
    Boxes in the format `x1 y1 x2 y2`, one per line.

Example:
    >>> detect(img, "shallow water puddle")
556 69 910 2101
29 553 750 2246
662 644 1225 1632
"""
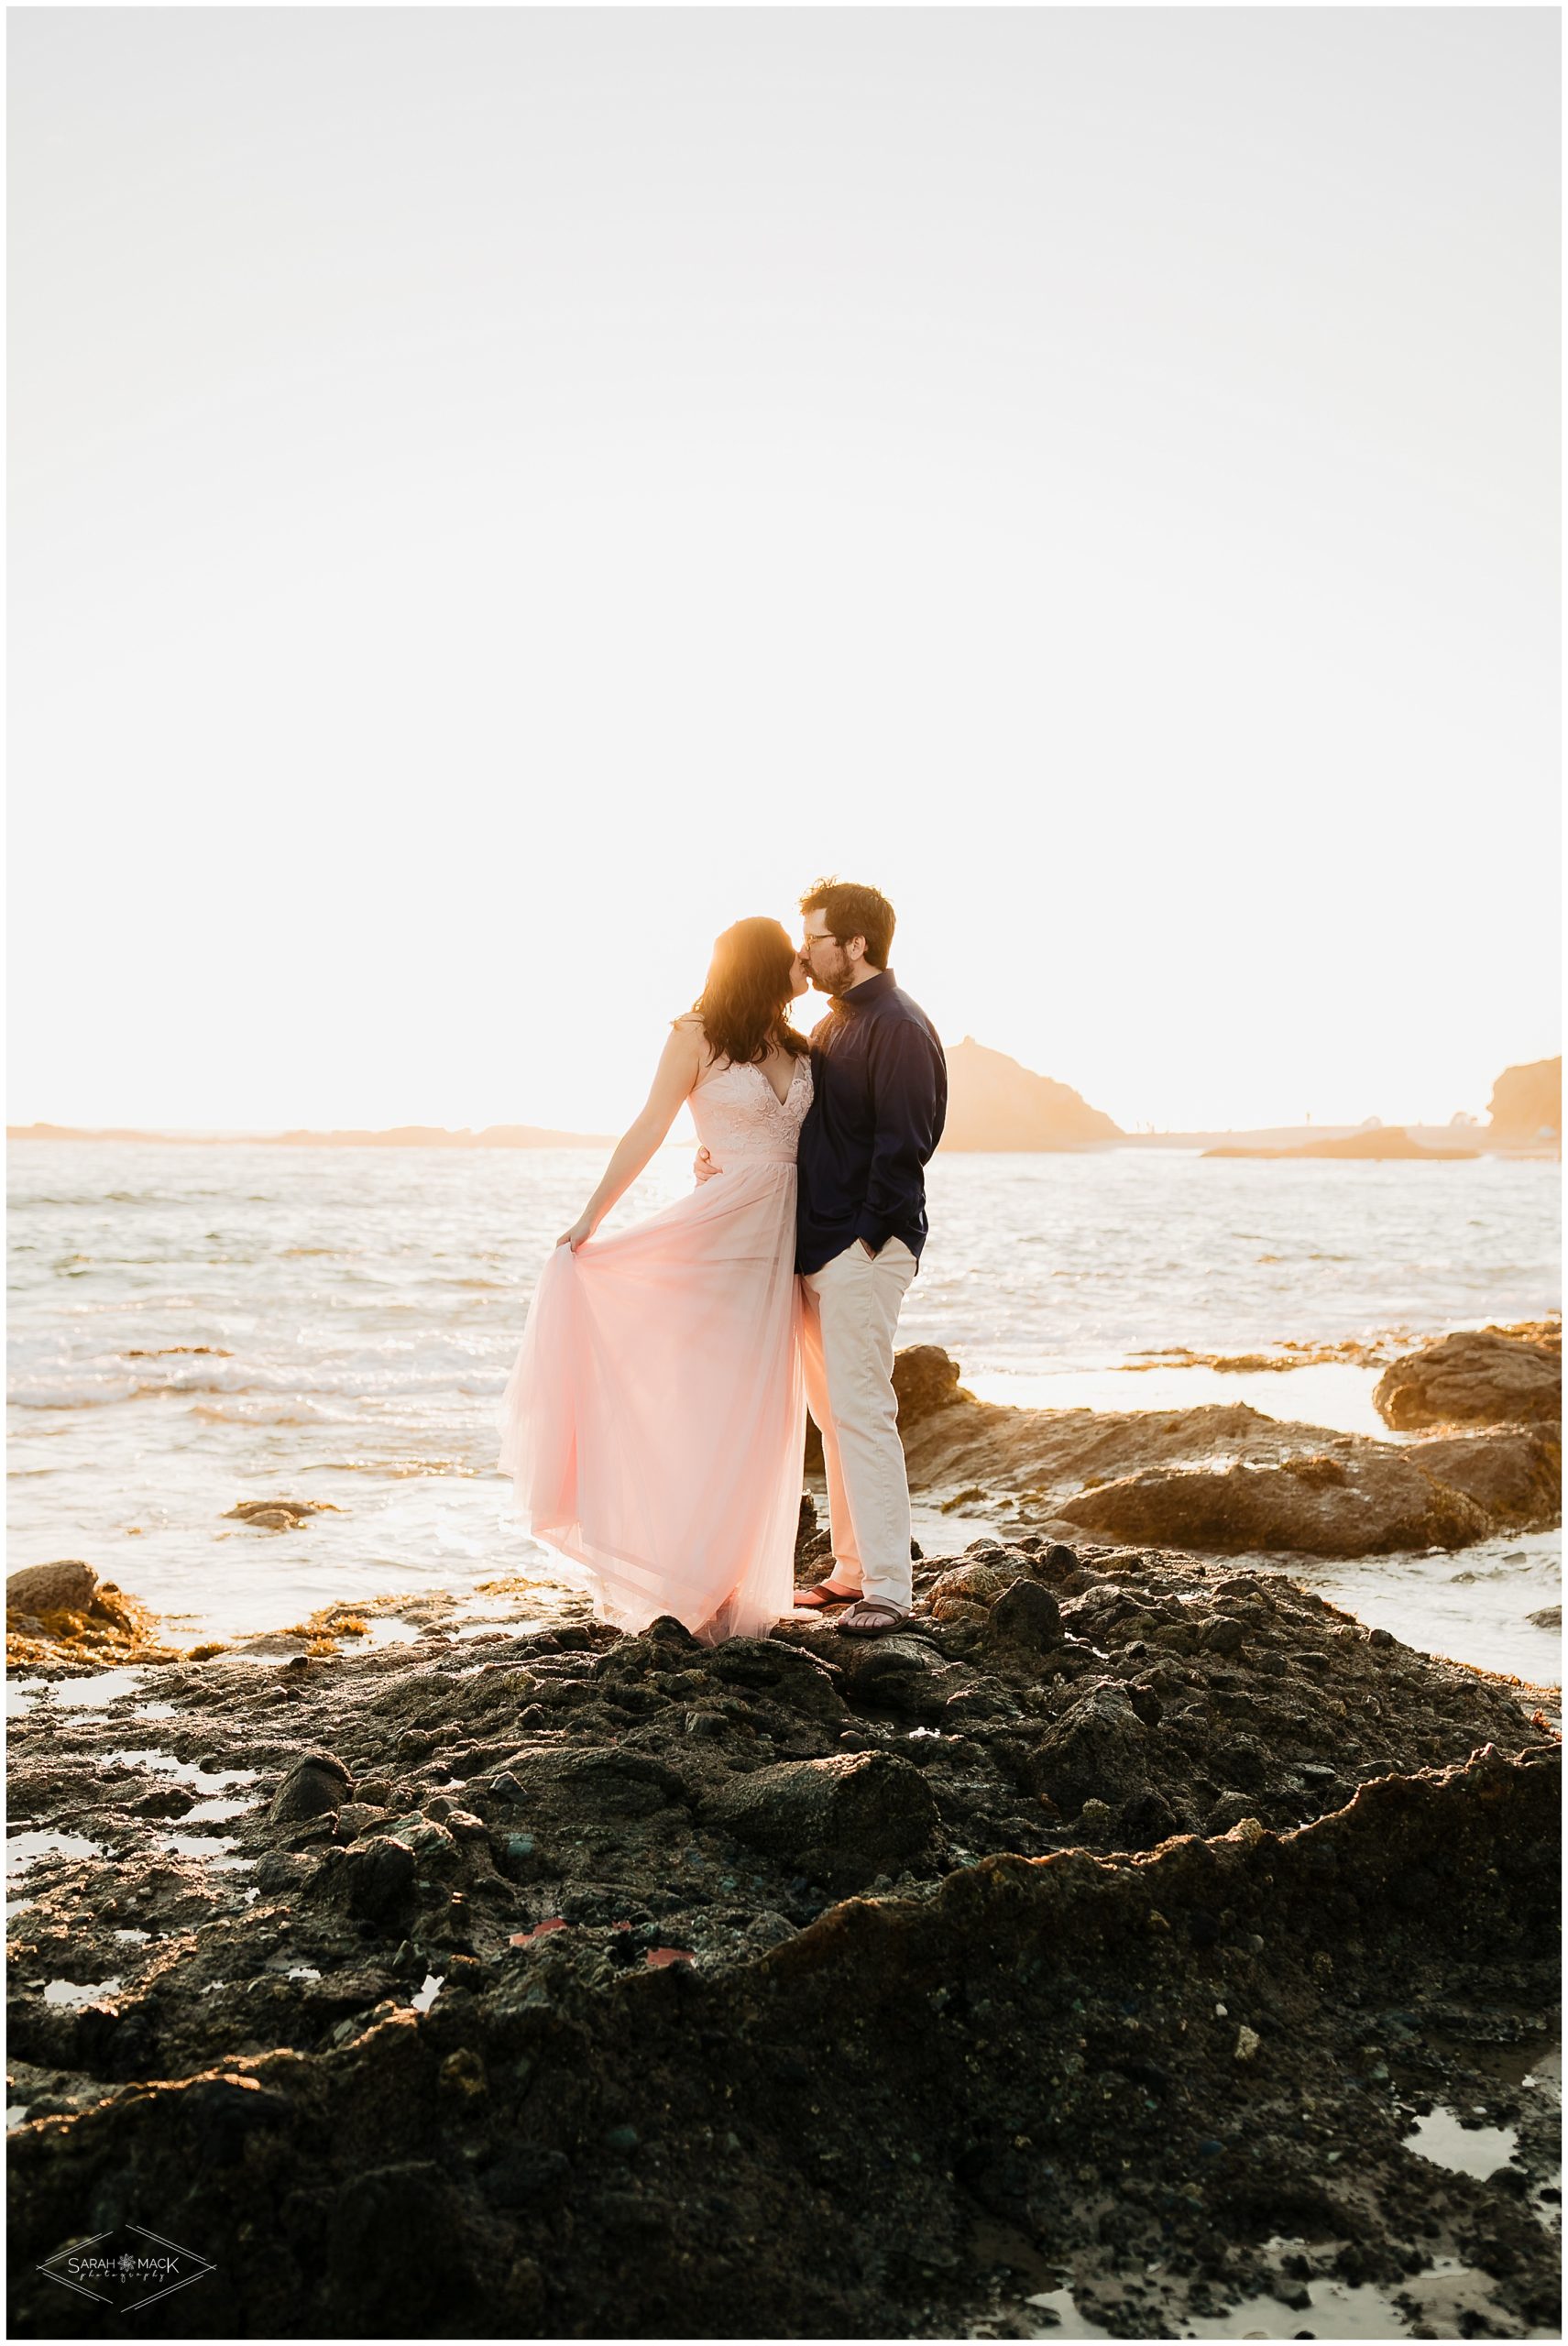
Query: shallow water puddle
113 1927 151 1946
1403 2104 1519 2178
8 1667 152 1713
7 2105 31 2131
983 2238 1529 2341
1003 2289 1106 2338
5 1827 104 1878
132 1700 180 1720
411 1972 444 2012
1179 2260 1516 2338
104 1747 260 1792
43 1975 122 2007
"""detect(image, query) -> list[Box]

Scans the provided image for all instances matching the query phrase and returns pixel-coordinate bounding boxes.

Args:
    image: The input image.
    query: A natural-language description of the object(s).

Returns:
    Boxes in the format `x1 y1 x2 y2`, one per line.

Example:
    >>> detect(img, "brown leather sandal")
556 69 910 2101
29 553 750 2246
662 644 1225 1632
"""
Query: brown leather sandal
836 1599 912 1636
794 1579 861 1610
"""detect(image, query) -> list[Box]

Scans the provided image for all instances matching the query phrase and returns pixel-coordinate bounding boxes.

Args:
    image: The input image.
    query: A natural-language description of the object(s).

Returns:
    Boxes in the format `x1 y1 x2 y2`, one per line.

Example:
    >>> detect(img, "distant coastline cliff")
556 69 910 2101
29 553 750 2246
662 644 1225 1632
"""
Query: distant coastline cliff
1486 1058 1562 1146
937 1037 1122 1151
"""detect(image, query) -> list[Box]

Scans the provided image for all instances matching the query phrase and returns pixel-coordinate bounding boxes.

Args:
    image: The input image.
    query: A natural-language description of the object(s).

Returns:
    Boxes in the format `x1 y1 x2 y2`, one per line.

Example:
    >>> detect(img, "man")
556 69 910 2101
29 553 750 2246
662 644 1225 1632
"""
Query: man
791 878 947 1636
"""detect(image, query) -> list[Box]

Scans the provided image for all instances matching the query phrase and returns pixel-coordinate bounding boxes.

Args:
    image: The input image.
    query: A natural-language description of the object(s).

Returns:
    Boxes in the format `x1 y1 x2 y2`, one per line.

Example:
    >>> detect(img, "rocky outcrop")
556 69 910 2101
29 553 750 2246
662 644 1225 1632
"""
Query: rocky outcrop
5 1555 1558 2339
1056 1449 1495 1556
1204 1126 1478 1161
1399 1429 1563 1531
7 1561 104 1617
804 1341 976 1476
938 1037 1122 1150
224 1496 341 1531
5 1561 176 1667
704 1750 939 1891
1374 1326 1562 1431
1486 1057 1562 1145
862 1347 1563 1556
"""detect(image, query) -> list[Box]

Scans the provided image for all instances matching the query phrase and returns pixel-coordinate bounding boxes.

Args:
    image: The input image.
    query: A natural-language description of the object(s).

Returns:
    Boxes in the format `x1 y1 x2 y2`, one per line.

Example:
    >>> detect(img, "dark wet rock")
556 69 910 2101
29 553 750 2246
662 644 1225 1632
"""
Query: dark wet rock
5 1555 1558 2341
704 1636 847 1723
7 1725 1557 2340
181 2075 294 2164
1375 1327 1563 1431
1116 1787 1183 1849
479 2143 573 2209
267 1750 353 1826
643 1613 704 1652
1033 1540 1084 1582
987 1579 1062 1650
832 1633 948 1722
1207 1789 1264 1834
1027 1680 1159 1818
326 2157 537 2331
703 1751 939 1891
493 1747 692 1829
322 1836 419 1927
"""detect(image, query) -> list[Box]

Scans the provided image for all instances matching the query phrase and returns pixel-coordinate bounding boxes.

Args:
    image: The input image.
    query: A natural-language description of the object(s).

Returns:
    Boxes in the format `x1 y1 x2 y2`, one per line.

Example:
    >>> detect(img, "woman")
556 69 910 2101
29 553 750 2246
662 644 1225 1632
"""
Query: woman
496 917 813 1643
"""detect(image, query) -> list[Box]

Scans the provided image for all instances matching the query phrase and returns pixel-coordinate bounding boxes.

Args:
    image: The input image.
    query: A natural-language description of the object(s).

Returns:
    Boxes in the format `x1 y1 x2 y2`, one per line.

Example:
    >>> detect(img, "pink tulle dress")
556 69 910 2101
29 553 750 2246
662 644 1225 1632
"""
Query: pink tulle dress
496 1047 812 1644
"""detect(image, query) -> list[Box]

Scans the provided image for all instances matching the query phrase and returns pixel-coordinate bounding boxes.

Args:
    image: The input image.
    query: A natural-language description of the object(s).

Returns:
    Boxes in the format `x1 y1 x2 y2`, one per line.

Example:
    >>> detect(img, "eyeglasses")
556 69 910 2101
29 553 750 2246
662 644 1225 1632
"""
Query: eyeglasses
799 933 837 954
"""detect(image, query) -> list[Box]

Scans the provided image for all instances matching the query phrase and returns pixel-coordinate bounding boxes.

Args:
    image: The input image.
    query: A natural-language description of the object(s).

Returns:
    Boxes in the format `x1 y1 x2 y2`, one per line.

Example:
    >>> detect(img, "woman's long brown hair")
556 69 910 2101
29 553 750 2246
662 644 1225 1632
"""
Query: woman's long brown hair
693 917 810 1069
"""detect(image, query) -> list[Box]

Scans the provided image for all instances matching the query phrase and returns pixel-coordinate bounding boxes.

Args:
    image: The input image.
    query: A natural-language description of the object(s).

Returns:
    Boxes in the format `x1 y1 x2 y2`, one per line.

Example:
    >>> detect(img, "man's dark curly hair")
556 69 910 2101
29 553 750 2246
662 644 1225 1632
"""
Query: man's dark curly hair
798 877 895 970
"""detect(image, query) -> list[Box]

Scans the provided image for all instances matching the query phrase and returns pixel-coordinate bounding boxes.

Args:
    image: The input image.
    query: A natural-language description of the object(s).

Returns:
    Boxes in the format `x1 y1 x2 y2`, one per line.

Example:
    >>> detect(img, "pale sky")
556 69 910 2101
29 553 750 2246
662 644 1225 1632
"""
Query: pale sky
9 9 1559 1136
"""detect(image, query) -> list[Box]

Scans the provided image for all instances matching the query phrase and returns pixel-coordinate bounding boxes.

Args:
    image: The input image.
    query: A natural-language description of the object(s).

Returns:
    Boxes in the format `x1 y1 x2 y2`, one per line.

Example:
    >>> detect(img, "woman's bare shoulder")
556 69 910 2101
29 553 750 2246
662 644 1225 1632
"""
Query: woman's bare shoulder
666 1014 712 1068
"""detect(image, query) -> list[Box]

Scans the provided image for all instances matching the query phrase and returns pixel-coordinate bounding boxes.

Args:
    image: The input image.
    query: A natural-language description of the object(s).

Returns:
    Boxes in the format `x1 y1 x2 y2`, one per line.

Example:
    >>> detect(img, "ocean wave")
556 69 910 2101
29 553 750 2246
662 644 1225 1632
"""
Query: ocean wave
7 1376 140 1409
190 1399 337 1425
311 1457 482 1477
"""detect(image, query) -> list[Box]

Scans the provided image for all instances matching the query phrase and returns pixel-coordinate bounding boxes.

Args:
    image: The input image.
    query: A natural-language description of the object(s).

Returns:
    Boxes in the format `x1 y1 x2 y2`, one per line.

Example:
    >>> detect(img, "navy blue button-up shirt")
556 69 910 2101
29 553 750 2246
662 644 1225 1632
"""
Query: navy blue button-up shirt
795 968 948 1276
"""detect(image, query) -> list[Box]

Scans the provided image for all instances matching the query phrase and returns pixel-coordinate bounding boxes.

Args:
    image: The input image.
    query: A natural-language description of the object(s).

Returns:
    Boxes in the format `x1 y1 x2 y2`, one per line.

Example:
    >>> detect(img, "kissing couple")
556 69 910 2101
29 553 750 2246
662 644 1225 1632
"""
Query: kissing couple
497 879 947 1645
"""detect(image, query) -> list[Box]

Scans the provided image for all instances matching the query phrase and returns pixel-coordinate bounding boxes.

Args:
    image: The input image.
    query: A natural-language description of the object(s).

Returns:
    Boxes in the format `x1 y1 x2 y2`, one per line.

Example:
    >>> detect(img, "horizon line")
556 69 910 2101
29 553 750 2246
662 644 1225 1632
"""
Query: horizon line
5 1115 1544 1148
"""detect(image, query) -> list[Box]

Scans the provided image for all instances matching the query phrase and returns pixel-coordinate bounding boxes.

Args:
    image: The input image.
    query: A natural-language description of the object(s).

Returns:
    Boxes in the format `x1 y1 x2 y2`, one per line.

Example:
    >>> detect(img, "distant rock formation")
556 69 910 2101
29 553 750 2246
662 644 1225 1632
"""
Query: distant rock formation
938 1038 1121 1151
1203 1126 1479 1162
1486 1058 1562 1145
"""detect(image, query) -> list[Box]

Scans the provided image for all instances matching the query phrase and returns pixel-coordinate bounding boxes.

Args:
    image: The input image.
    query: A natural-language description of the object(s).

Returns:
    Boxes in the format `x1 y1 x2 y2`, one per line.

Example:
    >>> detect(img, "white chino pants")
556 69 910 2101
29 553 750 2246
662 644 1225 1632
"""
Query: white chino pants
800 1237 919 1608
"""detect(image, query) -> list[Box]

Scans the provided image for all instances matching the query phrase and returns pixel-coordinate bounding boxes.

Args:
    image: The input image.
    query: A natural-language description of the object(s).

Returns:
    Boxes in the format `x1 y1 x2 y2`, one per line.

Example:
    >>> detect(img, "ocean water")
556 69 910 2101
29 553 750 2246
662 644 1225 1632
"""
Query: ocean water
6 1141 1560 1674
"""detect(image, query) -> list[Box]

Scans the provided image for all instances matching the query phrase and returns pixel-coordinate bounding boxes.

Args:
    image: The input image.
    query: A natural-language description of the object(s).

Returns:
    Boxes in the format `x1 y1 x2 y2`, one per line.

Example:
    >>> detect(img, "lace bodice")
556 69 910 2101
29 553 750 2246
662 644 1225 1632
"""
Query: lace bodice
689 1050 813 1165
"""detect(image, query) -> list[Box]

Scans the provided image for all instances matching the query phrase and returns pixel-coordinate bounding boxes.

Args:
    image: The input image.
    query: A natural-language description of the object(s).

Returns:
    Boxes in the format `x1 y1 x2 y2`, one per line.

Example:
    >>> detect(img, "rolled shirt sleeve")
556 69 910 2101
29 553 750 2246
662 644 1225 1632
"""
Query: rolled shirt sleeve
852 1016 948 1252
